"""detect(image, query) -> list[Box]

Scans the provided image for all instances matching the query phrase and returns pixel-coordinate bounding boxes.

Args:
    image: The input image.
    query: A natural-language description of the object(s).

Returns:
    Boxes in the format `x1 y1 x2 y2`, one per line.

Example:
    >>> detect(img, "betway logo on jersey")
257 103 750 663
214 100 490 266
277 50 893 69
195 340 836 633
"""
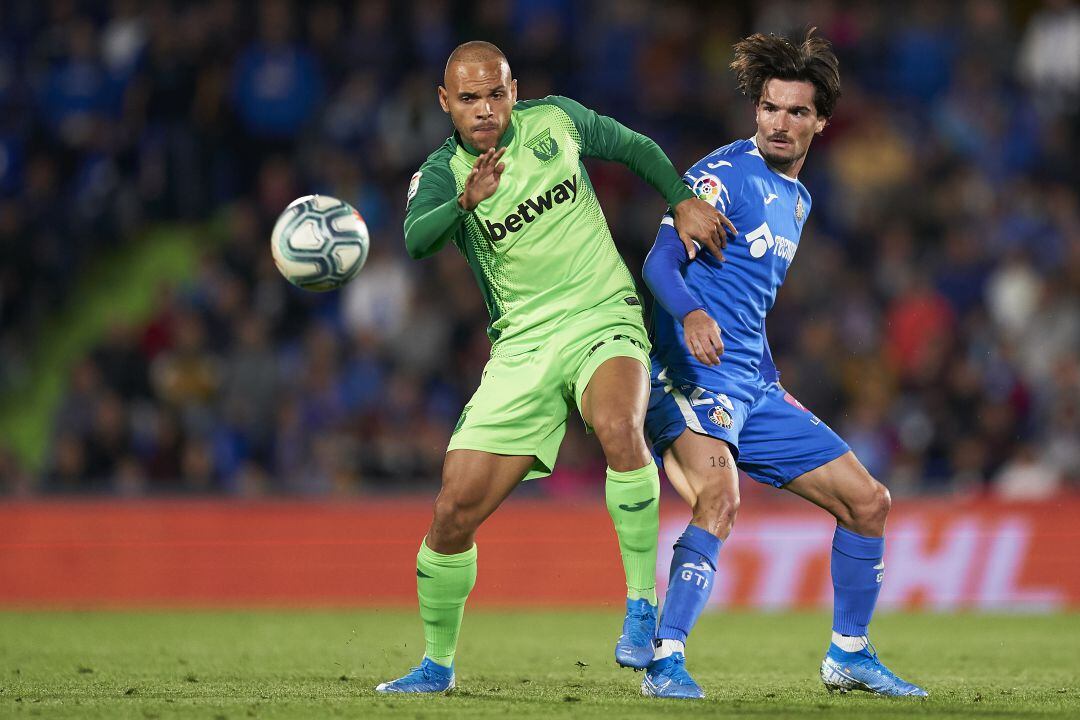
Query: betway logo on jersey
744 221 797 262
483 174 578 242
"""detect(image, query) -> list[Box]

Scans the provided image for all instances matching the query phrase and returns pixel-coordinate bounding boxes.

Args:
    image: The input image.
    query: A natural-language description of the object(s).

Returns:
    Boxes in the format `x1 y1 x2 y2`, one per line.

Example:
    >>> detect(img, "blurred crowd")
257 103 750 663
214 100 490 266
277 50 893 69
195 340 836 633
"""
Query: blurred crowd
0 0 1077 498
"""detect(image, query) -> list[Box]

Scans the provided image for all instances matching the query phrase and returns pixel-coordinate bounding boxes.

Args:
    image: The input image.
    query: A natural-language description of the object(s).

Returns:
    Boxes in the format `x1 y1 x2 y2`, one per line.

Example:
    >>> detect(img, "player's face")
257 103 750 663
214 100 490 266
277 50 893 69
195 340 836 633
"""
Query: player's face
438 60 518 153
754 79 827 174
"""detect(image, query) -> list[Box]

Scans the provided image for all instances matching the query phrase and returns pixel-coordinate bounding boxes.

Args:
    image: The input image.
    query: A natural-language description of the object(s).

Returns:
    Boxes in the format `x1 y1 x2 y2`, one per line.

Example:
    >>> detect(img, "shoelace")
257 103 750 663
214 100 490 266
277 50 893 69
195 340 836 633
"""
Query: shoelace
666 655 697 683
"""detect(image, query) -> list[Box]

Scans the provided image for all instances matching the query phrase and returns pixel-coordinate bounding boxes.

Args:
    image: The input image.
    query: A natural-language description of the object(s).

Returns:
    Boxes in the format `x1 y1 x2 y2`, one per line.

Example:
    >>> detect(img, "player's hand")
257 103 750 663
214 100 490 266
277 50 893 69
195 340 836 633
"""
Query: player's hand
459 147 507 211
682 309 724 365
672 198 737 262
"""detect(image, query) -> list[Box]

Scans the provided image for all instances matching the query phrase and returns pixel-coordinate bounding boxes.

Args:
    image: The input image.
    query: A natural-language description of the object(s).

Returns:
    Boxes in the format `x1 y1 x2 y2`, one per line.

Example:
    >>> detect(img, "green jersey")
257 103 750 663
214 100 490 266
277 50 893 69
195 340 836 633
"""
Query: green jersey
404 95 694 354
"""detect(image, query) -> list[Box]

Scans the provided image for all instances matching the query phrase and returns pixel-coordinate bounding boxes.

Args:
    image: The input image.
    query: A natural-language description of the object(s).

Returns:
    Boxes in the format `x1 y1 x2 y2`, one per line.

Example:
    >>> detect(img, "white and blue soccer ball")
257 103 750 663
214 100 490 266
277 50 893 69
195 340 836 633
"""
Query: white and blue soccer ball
270 195 369 292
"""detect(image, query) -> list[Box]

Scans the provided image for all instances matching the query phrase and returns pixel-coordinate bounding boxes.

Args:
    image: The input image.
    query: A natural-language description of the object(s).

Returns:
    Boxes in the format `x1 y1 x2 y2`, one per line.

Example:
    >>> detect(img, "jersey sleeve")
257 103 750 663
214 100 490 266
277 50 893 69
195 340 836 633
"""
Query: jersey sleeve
541 95 695 209
680 154 742 216
642 220 706 321
403 159 468 259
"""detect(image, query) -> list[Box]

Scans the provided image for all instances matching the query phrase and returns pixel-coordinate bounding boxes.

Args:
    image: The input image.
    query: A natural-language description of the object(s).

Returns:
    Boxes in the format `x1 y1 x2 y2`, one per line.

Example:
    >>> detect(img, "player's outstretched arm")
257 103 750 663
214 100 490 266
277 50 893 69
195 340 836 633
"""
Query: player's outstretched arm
672 197 736 262
404 164 466 259
643 226 724 366
458 148 506 211
532 96 735 259
404 148 507 259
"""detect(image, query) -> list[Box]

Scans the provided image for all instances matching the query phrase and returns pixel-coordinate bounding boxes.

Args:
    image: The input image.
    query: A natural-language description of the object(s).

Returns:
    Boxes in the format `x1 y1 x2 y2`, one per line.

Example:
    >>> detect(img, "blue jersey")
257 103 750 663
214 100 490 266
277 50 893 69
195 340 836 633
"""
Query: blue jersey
646 137 812 403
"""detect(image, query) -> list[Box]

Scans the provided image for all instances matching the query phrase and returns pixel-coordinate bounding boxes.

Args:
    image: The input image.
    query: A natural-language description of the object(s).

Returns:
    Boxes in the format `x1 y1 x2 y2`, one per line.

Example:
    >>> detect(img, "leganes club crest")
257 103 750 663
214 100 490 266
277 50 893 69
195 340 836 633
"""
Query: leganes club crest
525 128 560 163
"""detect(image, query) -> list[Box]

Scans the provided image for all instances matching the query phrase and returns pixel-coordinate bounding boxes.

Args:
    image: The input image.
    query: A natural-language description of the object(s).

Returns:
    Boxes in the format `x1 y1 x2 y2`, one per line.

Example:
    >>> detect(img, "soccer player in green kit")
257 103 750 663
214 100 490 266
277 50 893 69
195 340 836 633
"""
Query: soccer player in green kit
376 41 731 694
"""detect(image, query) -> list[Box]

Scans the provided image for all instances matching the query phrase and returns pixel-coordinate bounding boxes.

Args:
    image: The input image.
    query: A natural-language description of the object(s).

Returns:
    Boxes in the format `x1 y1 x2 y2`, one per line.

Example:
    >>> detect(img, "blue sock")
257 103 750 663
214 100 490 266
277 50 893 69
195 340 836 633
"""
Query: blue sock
657 524 722 643
831 526 885 637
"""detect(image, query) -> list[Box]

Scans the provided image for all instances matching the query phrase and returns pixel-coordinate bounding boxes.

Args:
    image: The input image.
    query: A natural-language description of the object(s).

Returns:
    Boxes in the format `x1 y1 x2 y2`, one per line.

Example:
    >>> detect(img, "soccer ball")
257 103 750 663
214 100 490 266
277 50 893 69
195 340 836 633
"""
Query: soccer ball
270 195 369 291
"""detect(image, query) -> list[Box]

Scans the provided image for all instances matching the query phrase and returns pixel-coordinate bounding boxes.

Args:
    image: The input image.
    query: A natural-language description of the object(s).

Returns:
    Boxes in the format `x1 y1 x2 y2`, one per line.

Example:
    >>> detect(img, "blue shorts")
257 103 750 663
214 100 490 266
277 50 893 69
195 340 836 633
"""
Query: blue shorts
644 369 850 488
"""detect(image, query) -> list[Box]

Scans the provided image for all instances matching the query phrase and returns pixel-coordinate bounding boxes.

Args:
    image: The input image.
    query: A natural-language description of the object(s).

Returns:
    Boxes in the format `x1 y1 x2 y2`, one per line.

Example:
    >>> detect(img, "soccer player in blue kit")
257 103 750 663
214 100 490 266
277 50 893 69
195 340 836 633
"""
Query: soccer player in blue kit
638 31 927 699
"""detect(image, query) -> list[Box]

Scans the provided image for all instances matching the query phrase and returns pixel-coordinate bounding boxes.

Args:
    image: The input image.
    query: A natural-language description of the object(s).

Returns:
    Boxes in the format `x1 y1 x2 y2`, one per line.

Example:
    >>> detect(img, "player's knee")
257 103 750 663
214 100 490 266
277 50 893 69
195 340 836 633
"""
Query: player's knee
593 413 643 446
431 488 484 545
849 480 891 534
593 413 648 464
869 481 892 519
693 485 739 537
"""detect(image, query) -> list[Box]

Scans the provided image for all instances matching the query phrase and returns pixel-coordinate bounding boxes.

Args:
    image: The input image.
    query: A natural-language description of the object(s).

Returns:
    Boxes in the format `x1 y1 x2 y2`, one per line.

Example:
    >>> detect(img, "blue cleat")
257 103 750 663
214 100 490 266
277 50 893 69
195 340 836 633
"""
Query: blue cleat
820 642 928 697
614 597 657 669
641 652 704 699
375 657 456 694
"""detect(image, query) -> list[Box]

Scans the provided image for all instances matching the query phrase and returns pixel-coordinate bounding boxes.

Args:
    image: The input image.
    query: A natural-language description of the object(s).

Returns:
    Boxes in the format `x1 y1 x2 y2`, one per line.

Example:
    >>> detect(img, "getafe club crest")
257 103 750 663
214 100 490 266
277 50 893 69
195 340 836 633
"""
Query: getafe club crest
525 128 559 163
795 196 804 222
708 406 733 429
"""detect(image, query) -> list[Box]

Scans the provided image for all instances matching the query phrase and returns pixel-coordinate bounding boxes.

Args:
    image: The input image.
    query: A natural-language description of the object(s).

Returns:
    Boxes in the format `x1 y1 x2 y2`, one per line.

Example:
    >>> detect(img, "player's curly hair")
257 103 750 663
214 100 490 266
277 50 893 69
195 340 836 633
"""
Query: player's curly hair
730 29 841 118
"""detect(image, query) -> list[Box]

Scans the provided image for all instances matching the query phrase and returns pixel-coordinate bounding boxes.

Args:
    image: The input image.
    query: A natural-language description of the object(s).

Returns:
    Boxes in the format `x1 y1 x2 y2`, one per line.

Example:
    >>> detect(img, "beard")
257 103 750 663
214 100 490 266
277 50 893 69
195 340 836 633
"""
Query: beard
759 144 805 173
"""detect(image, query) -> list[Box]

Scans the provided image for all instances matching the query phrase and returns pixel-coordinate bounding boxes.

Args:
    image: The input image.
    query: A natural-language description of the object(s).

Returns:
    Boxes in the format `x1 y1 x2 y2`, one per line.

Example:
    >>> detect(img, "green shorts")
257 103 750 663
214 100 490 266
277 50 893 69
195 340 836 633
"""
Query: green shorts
447 304 651 481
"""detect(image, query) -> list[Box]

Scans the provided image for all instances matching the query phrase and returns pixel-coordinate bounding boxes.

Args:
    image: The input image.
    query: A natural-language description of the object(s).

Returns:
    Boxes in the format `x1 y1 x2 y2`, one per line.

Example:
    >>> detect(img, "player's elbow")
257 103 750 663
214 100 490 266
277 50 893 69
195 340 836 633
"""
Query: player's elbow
642 243 674 287
404 233 432 260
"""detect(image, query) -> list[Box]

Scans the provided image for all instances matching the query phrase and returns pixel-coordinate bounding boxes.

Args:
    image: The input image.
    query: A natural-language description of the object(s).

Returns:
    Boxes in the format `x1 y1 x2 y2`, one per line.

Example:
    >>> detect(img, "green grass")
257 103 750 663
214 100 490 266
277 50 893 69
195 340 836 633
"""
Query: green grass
0 610 1076 718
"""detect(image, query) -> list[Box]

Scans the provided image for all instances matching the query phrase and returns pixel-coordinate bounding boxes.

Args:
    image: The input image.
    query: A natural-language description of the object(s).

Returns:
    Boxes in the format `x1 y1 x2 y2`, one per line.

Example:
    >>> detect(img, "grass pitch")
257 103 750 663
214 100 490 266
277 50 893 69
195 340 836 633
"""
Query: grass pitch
0 610 1077 718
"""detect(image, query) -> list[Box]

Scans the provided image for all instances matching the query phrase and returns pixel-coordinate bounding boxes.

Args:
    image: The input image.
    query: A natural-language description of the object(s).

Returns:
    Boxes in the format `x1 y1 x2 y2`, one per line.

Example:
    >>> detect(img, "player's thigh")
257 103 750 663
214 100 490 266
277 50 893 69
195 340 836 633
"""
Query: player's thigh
448 348 570 480
735 385 850 490
643 368 749 465
571 313 652 429
783 451 891 533
437 449 535 520
663 429 739 511
577 355 650 434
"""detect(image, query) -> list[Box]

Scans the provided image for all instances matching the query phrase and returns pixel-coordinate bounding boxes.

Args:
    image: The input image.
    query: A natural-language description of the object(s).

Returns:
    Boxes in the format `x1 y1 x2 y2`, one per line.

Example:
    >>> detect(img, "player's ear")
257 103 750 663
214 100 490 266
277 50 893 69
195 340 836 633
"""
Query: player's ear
815 116 827 135
437 86 450 114
510 78 518 104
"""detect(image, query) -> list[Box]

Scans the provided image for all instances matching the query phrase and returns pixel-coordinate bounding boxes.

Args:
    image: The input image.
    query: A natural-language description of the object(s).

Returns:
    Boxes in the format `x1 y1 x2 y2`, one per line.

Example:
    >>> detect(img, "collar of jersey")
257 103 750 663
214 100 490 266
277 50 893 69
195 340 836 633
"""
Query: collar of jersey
747 135 800 184
455 118 517 157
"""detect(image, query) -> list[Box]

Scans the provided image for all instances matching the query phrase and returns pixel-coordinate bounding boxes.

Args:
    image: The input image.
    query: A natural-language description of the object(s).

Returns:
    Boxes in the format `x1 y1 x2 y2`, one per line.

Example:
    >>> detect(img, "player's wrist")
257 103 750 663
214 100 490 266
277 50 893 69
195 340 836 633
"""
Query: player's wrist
458 193 475 212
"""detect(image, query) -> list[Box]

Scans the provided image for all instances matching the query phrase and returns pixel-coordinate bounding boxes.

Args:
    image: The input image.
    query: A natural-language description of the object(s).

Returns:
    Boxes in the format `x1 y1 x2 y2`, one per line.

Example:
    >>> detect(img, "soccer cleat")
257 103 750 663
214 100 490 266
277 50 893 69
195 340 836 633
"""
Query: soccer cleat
614 597 657 669
641 652 704 699
820 642 928 697
375 657 456 694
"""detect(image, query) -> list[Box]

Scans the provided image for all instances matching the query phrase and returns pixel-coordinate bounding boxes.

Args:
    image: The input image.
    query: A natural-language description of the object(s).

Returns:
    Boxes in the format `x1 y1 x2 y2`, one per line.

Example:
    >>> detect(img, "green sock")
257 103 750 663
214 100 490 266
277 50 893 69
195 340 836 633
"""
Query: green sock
416 538 477 668
605 462 660 605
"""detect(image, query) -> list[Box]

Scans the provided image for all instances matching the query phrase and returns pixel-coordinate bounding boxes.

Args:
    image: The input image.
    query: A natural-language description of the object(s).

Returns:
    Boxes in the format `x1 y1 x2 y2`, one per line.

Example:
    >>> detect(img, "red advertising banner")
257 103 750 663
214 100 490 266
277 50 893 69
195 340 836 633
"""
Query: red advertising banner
0 498 1077 610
